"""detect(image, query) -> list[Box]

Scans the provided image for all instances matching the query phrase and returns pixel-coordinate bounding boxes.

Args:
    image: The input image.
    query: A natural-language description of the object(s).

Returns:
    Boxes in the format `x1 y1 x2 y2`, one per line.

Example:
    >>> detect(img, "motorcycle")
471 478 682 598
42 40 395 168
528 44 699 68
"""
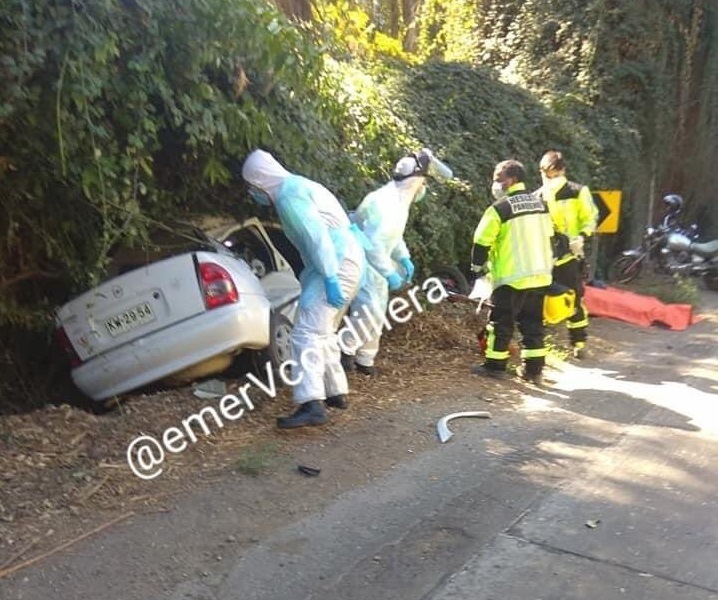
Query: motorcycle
609 223 718 290
662 230 718 290
608 224 698 283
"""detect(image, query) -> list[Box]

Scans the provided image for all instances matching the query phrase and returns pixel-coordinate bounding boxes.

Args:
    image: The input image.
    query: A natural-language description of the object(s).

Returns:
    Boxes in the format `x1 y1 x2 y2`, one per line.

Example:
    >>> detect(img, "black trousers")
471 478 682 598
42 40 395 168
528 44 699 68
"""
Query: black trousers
552 258 588 344
484 285 547 376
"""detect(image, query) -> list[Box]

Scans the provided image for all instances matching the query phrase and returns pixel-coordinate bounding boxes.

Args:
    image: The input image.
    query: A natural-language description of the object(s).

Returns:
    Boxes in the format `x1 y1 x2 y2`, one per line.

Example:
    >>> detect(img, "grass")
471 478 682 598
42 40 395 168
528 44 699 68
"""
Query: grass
234 441 284 477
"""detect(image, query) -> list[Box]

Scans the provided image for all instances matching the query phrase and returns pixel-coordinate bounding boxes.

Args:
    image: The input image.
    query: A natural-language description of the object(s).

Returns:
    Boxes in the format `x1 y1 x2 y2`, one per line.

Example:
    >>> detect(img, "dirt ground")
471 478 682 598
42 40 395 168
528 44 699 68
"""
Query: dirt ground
0 286 705 577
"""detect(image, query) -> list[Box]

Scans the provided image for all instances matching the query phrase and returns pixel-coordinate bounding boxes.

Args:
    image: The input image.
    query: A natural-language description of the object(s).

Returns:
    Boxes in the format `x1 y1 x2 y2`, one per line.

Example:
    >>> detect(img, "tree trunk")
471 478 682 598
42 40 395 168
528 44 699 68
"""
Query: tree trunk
402 0 420 52
390 0 400 37
273 0 312 21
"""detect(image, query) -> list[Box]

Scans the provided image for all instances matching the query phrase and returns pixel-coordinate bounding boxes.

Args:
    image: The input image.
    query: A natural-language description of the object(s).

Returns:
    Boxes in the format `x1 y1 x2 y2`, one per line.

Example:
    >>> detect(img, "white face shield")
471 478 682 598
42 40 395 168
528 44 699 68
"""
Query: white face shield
422 150 453 181
393 148 453 182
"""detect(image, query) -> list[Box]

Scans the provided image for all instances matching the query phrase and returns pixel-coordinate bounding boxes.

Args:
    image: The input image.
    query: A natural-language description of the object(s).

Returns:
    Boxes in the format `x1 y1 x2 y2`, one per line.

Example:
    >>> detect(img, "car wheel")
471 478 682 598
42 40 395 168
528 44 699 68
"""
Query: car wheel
267 311 293 370
431 265 470 295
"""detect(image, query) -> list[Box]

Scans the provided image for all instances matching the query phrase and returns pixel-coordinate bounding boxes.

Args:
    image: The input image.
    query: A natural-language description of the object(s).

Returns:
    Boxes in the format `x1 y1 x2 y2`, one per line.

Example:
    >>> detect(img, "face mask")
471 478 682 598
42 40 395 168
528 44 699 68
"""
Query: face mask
491 181 506 201
248 188 271 206
542 174 562 189
414 185 427 203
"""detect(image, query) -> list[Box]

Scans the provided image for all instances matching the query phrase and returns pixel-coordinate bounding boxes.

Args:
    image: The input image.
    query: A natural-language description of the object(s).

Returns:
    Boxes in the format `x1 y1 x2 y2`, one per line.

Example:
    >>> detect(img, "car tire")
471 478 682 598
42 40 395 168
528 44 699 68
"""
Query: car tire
267 311 294 371
431 265 470 295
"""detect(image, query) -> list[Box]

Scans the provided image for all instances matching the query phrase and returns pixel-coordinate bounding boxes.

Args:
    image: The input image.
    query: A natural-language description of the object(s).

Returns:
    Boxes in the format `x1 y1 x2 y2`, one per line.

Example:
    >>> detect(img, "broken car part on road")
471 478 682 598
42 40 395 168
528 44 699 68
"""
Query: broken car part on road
437 411 492 443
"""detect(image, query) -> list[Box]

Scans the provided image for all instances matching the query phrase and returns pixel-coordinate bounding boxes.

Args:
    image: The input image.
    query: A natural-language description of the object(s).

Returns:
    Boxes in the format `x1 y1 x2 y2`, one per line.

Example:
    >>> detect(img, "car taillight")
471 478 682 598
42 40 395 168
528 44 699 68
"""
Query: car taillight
54 325 83 368
199 262 239 309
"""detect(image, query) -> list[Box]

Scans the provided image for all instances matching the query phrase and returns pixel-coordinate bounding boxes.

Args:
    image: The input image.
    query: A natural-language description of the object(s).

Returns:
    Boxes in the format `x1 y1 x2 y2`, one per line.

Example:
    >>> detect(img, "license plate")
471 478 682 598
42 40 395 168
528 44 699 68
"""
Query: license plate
105 301 156 337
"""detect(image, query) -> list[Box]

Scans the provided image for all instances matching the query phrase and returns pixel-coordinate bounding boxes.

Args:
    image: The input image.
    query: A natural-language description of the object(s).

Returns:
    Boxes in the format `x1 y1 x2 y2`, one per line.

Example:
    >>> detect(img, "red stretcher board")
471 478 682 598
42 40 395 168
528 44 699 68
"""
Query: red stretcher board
583 285 703 331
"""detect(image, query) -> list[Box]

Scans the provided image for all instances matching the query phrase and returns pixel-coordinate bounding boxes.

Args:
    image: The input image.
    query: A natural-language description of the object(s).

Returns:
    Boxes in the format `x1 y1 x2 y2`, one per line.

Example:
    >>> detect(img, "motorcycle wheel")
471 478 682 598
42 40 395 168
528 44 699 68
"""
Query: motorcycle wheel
703 273 718 291
430 265 470 295
608 255 643 284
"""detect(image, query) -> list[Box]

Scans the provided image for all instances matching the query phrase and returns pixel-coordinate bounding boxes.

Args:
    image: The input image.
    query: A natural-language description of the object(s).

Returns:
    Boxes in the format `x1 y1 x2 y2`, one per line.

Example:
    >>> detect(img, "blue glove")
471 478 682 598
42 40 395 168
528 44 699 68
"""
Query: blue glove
386 272 403 291
400 257 415 283
324 275 346 308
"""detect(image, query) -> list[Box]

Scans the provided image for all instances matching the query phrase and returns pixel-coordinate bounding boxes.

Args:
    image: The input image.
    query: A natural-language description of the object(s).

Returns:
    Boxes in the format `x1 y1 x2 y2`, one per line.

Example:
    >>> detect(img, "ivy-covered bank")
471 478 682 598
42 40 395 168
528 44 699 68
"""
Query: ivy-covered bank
1 0 715 409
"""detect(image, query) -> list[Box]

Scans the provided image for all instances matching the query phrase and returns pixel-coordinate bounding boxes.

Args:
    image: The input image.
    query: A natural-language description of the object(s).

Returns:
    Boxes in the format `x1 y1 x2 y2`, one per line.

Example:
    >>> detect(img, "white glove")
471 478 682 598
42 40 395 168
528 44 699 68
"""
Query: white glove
469 275 493 301
569 235 585 258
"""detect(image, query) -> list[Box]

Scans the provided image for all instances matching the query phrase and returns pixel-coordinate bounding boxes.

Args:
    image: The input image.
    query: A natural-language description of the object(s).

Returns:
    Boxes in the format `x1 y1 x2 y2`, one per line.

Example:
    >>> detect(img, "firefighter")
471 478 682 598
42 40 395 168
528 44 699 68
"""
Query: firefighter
537 150 598 359
470 159 554 385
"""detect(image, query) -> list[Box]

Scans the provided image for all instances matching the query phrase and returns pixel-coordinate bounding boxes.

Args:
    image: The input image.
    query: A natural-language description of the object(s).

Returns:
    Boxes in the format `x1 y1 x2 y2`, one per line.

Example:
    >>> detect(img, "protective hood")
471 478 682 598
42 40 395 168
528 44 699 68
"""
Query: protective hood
241 149 291 202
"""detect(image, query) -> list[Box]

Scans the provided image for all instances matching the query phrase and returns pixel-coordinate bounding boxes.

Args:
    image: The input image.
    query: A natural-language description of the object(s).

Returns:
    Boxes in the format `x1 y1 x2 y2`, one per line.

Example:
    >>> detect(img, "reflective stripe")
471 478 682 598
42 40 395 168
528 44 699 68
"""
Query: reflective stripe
567 318 589 329
485 325 510 360
485 348 510 360
521 347 547 359
554 253 576 267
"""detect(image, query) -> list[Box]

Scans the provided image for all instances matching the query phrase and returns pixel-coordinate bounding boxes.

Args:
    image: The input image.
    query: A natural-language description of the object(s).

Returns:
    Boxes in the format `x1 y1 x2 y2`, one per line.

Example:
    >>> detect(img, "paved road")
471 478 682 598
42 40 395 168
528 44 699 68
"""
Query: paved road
3 294 717 600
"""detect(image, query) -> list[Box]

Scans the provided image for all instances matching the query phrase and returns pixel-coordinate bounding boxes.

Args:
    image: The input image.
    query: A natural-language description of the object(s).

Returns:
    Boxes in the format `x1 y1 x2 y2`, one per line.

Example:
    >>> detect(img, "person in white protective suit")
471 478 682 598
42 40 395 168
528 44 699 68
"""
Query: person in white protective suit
241 149 366 429
340 148 453 375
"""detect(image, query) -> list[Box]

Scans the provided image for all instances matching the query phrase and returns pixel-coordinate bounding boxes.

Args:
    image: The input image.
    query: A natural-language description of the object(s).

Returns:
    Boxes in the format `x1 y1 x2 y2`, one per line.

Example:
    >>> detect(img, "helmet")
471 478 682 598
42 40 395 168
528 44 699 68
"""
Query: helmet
662 194 683 212
543 284 576 325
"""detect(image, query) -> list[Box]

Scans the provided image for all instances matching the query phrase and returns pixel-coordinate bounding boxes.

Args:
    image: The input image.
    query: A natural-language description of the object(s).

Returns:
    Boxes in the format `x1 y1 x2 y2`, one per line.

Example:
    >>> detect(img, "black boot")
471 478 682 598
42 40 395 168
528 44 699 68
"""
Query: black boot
355 363 376 377
516 364 543 386
276 400 328 429
471 364 509 380
341 353 355 372
325 394 348 409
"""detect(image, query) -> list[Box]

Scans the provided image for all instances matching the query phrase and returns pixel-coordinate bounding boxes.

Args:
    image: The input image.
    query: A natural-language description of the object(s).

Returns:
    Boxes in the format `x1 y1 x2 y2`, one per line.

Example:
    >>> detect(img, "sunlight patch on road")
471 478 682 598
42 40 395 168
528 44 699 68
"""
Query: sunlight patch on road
544 362 718 436
517 395 569 413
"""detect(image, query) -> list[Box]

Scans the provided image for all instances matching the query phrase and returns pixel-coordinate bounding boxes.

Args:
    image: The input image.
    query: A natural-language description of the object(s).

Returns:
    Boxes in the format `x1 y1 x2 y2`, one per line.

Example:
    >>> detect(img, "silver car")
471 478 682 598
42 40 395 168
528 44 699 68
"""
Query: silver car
54 220 301 403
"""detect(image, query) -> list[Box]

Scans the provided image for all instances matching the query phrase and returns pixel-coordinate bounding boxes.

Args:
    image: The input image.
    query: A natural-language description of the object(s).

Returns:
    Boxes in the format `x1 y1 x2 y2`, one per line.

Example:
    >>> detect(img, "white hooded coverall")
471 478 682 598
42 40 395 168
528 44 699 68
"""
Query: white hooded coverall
344 176 425 367
242 150 365 403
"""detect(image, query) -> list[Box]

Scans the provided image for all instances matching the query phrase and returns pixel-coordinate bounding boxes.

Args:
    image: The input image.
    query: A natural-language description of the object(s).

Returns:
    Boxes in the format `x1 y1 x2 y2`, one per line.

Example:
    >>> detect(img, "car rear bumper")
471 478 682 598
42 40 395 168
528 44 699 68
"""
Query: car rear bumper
72 298 271 401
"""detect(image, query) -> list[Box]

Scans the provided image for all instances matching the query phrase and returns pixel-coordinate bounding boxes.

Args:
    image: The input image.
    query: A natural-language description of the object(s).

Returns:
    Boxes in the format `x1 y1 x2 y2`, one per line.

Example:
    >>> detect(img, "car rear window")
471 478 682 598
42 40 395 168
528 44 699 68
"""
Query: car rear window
106 222 221 278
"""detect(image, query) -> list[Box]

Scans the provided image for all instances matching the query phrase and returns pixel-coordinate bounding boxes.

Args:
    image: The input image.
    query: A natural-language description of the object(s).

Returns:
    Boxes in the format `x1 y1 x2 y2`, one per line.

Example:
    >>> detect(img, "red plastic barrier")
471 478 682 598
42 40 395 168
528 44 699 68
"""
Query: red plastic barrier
583 285 701 330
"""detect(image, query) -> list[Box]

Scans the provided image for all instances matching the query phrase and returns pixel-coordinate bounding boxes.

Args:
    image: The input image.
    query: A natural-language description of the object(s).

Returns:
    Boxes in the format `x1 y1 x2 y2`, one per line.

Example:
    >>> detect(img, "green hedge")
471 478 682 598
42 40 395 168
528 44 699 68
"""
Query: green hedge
0 0 674 409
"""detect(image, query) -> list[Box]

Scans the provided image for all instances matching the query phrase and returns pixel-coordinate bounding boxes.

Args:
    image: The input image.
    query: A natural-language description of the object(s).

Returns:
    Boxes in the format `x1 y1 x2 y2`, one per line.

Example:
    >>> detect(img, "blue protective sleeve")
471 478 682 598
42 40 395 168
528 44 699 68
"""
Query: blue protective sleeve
275 179 339 278
390 239 410 262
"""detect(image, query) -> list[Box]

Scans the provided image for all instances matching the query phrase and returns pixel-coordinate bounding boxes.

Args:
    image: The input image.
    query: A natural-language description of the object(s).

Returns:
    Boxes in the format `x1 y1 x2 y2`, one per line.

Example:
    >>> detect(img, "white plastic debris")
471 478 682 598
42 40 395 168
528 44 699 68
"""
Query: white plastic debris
192 379 228 399
437 411 492 443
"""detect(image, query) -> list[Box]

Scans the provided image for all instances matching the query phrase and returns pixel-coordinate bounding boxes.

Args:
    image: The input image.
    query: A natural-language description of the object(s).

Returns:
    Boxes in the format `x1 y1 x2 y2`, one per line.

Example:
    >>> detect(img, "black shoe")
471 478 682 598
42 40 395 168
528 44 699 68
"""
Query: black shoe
355 363 376 376
341 353 355 372
325 394 348 409
516 364 544 386
471 364 509 380
276 400 328 429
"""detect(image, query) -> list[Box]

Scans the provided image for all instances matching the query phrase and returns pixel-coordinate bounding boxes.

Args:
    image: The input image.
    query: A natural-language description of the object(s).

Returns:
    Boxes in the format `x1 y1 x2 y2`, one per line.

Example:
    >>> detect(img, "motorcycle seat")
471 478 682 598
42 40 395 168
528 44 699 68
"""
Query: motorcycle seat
691 239 718 258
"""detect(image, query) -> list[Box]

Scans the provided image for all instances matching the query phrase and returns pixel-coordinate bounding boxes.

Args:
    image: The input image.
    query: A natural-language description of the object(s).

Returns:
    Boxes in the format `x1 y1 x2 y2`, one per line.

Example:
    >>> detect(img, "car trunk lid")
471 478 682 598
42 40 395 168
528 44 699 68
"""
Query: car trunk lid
55 253 207 363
